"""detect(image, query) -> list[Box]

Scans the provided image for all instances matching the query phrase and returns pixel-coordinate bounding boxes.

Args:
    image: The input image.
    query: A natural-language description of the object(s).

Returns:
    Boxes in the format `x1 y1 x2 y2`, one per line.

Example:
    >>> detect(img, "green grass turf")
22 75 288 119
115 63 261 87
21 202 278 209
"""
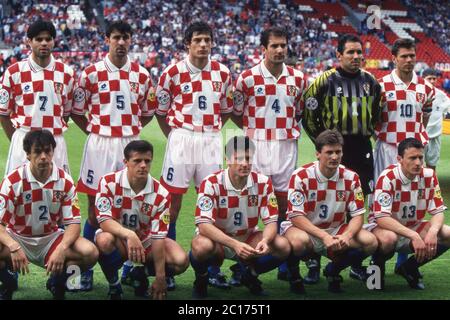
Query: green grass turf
0 120 449 300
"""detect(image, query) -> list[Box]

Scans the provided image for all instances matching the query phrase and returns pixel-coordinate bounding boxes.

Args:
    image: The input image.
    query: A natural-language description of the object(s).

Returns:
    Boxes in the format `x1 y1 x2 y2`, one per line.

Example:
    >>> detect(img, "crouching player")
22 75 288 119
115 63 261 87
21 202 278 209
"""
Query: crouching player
0 130 98 300
369 138 450 290
94 140 188 300
189 136 291 298
281 130 377 293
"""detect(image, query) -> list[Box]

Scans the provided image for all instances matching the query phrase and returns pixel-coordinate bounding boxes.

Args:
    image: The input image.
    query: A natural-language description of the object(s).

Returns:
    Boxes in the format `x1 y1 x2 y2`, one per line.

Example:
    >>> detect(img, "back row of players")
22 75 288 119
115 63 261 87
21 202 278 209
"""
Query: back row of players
0 20 449 299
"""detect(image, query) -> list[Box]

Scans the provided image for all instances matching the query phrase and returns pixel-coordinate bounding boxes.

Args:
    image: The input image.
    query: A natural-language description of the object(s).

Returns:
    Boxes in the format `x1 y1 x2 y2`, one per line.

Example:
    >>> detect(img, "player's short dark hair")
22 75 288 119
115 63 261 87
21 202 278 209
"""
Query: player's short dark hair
184 21 213 45
391 38 415 56
398 138 424 157
337 34 362 54
422 68 438 78
124 140 153 160
23 129 56 154
106 20 133 38
260 26 288 48
27 20 56 39
315 129 344 152
225 136 255 160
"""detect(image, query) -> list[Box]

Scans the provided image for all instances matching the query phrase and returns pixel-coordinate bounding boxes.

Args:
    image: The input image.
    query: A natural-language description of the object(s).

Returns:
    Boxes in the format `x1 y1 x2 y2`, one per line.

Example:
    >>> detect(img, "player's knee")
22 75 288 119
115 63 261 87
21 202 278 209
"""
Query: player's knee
377 231 398 253
360 231 378 254
171 252 189 275
95 232 116 254
191 236 215 258
287 230 309 256
273 236 291 259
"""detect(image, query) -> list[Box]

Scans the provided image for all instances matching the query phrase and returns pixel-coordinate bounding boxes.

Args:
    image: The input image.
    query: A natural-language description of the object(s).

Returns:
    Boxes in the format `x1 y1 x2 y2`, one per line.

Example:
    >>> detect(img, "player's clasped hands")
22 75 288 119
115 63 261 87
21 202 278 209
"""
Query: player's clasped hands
335 234 352 251
234 241 259 260
126 232 146 264
10 246 30 275
255 239 270 256
324 235 342 252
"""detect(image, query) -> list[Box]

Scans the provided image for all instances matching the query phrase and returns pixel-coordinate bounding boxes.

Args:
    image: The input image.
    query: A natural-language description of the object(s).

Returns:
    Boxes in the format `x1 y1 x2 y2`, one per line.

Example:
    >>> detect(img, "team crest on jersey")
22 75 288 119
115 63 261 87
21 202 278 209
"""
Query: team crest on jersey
162 209 170 225
72 196 80 210
96 197 111 212
219 197 228 208
212 81 222 92
147 87 156 102
0 88 10 104
182 83 192 94
377 192 392 207
141 202 151 214
363 83 370 95
305 97 318 110
130 82 139 94
336 191 346 201
287 85 297 97
248 195 258 207
355 188 364 201
268 194 278 209
435 187 442 199
114 196 123 208
73 87 85 102
198 196 213 211
54 82 64 95
416 93 425 104
53 191 64 202
0 194 6 210
290 191 305 206
254 85 265 96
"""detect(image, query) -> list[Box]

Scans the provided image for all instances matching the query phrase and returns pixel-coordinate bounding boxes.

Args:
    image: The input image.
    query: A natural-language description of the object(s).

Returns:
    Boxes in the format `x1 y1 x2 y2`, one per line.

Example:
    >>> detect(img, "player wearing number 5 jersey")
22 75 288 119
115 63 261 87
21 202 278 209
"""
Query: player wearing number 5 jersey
0 20 75 176
71 21 154 290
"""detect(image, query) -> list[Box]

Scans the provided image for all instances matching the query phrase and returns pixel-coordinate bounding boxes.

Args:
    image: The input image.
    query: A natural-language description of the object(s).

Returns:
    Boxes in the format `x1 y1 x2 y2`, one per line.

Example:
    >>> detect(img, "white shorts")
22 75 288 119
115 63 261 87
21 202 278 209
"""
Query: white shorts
4 128 70 176
252 139 298 194
160 128 222 193
425 136 441 167
77 134 138 195
7 228 64 268
373 139 398 181
280 221 348 257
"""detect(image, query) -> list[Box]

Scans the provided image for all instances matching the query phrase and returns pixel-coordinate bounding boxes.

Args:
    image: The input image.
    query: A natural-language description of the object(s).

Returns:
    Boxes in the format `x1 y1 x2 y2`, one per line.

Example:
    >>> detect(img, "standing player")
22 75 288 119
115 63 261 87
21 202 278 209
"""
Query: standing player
94 140 188 300
232 26 307 284
301 34 382 283
189 136 291 298
280 130 378 293
421 69 450 171
0 20 75 176
71 21 154 290
369 138 449 290
0 130 98 300
154 22 233 289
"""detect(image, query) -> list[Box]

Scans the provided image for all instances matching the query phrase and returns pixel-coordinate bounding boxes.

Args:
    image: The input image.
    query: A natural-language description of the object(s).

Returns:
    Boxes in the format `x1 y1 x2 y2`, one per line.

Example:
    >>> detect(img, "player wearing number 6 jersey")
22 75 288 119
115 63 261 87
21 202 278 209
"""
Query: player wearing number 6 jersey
0 20 75 176
71 21 154 290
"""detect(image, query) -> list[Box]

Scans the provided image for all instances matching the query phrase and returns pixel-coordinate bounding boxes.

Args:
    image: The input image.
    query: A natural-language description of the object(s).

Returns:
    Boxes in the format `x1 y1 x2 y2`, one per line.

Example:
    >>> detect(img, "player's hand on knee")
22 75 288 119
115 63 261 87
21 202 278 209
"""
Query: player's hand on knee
423 232 438 260
255 239 270 256
11 249 30 275
126 232 146 263
46 246 66 275
151 276 167 300
336 234 351 250
324 235 340 252
411 235 427 263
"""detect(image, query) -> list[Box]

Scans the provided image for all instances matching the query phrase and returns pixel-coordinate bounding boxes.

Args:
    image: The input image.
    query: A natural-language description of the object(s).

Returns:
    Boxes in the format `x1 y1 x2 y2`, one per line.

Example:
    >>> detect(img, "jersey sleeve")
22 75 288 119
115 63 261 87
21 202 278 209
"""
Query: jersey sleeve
346 175 366 217
140 71 155 117
71 70 91 115
220 70 234 114
0 68 15 115
155 66 173 116
372 174 395 220
258 179 279 225
427 172 446 215
61 178 81 226
63 69 75 117
232 73 247 116
286 172 307 220
0 180 14 226
195 179 217 225
95 177 115 224
150 186 171 240
295 76 307 116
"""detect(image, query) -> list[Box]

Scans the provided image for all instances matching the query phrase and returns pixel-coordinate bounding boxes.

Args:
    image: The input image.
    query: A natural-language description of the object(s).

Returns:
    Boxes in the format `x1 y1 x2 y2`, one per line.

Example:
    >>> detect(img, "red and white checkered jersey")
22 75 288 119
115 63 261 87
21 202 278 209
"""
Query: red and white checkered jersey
0 162 81 237
154 59 233 132
286 161 365 231
233 62 307 140
95 169 170 240
370 164 445 228
195 169 278 239
72 55 154 137
375 71 434 146
0 55 75 135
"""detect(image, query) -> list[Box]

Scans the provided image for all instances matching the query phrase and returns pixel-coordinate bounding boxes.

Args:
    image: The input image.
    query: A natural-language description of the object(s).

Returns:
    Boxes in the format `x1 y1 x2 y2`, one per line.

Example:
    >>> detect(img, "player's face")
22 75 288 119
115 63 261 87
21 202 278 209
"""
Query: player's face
106 30 131 59
337 41 363 73
227 151 253 179
424 75 437 86
187 32 212 60
398 147 424 179
393 47 416 74
27 143 54 172
28 31 54 59
263 35 288 65
316 144 343 173
125 151 152 180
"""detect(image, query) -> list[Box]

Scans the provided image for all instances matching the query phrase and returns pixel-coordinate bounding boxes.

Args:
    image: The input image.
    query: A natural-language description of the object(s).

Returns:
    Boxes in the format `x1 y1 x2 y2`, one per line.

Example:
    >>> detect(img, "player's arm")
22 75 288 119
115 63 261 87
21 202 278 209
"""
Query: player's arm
0 223 29 274
156 114 171 138
150 238 166 300
339 214 363 249
291 215 338 246
141 115 153 128
70 113 90 135
46 223 80 275
423 212 444 259
0 114 15 140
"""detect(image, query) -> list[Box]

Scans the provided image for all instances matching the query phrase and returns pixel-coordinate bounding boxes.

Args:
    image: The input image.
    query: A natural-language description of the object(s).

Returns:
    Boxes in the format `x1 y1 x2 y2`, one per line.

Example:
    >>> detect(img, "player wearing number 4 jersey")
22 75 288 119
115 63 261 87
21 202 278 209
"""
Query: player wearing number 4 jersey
71 21 155 290
0 130 98 300
0 20 75 176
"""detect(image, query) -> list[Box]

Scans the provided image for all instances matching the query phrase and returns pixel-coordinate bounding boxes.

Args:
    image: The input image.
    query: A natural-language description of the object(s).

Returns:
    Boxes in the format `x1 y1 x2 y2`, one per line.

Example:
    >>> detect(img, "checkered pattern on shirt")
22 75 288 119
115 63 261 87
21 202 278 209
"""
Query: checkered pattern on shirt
195 170 278 239
370 164 445 228
0 57 75 135
375 71 435 146
72 58 154 137
95 169 170 240
0 163 81 237
233 63 307 140
154 59 233 132
286 162 365 231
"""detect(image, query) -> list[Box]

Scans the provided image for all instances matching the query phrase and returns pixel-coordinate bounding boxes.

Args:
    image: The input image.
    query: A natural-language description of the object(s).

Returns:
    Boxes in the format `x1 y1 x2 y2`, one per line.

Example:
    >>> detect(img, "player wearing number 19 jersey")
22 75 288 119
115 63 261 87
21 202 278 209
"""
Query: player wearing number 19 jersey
0 20 75 176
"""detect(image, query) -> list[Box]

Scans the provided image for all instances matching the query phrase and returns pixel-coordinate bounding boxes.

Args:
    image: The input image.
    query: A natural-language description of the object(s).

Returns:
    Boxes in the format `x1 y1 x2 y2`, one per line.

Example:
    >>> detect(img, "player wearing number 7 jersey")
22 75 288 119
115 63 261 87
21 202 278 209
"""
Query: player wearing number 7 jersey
0 20 75 176
71 21 155 290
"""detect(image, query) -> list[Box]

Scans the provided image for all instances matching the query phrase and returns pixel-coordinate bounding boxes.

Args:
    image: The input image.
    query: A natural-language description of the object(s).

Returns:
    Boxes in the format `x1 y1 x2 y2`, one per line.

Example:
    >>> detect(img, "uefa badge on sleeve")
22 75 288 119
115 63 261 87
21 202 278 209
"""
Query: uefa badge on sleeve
289 191 305 206
305 97 318 110
0 88 10 104
96 197 112 212
0 194 6 210
198 196 213 211
377 192 392 207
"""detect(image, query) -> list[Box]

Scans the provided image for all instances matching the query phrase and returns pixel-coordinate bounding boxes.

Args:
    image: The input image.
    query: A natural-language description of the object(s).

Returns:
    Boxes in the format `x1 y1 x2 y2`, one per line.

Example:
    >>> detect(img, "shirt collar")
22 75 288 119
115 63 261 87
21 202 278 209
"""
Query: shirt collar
395 164 419 185
390 70 418 87
185 58 211 73
314 161 339 183
28 55 55 72
104 54 131 72
223 169 254 192
121 168 154 196
26 161 59 185
260 60 289 80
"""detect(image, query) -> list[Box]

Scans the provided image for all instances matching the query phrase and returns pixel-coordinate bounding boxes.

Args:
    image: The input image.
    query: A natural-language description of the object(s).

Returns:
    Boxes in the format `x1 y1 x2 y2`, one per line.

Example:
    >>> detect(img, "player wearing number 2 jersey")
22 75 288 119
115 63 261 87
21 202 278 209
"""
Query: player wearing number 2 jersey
0 20 75 176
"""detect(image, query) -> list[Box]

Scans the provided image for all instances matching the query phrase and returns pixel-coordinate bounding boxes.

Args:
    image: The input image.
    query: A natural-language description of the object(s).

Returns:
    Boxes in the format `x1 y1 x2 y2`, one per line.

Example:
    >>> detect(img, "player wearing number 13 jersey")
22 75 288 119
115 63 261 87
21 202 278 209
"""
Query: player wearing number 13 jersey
0 21 75 176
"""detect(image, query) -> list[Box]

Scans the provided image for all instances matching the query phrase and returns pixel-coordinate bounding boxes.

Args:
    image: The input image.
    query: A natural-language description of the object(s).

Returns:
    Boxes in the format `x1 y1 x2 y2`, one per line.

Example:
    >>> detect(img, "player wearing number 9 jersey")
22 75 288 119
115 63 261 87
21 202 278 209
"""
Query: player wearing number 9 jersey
0 20 75 176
